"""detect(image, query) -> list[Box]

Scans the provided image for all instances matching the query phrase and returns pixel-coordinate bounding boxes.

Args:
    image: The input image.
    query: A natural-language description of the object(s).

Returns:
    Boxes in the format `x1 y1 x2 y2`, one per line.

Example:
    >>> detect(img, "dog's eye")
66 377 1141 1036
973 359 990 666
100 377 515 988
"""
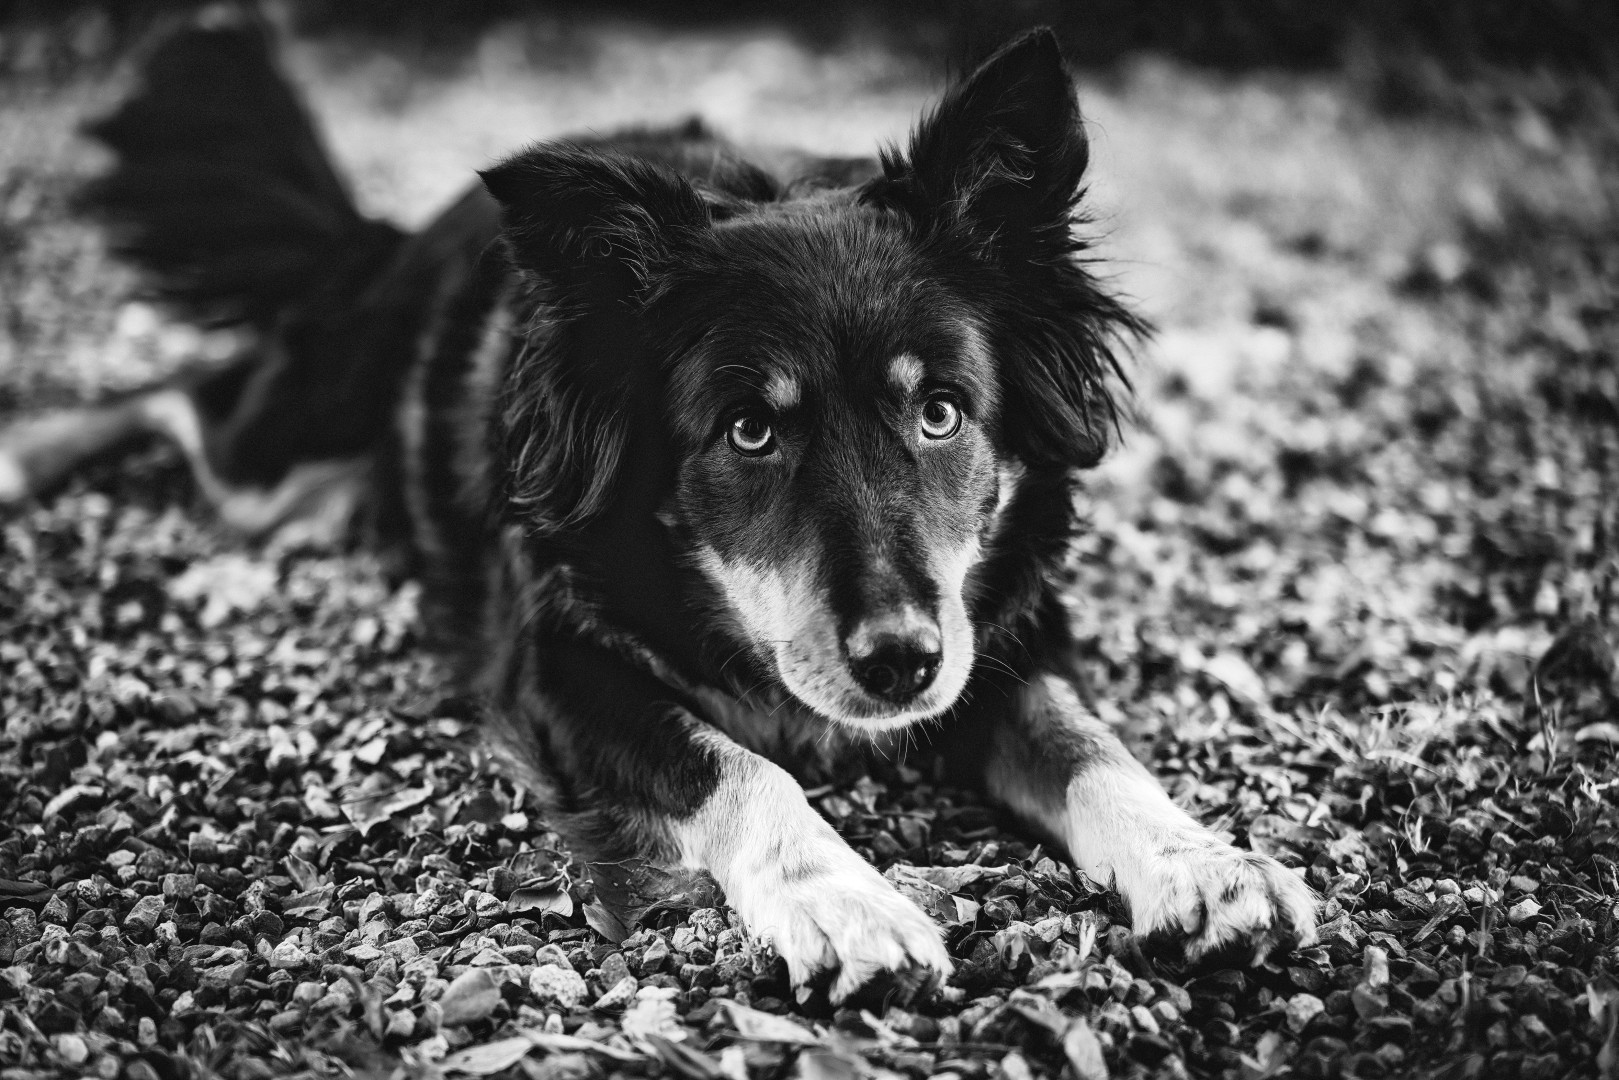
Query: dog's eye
920 395 962 440
727 413 776 457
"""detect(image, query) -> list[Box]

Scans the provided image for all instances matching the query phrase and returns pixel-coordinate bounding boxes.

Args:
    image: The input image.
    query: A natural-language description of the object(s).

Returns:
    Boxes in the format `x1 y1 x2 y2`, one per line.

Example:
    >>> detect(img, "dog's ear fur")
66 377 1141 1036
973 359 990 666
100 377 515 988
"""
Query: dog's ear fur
866 28 1145 470
480 146 709 534
480 144 708 301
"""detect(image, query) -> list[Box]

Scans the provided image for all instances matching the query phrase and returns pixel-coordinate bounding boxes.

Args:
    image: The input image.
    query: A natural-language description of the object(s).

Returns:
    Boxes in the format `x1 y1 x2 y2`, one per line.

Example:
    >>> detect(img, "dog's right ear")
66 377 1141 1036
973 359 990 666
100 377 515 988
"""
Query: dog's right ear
480 144 709 300
479 147 709 536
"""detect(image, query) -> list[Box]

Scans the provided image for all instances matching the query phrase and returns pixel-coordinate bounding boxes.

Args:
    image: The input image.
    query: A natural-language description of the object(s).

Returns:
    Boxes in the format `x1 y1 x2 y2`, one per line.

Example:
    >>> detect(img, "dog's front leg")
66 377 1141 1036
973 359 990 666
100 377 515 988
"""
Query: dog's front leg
964 673 1317 962
671 728 952 1000
494 636 949 1002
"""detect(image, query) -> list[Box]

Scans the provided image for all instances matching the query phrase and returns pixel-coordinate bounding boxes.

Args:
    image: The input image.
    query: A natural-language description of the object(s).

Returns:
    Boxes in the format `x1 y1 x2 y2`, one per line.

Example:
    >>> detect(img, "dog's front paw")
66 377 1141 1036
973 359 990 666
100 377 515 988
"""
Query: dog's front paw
1118 838 1318 964
732 855 952 1003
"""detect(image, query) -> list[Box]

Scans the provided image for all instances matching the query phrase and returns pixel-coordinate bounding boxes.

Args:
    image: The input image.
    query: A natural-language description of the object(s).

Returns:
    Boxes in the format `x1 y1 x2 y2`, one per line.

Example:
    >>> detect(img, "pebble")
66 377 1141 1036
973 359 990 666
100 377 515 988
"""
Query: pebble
269 940 309 969
593 975 639 1010
1286 993 1325 1032
52 1033 88 1066
1508 897 1542 923
123 895 166 934
530 964 589 1009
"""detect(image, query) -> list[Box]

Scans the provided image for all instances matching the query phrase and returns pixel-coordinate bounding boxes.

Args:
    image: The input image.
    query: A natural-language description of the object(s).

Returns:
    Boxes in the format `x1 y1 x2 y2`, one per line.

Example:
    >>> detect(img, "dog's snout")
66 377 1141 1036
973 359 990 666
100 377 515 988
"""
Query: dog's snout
846 613 942 702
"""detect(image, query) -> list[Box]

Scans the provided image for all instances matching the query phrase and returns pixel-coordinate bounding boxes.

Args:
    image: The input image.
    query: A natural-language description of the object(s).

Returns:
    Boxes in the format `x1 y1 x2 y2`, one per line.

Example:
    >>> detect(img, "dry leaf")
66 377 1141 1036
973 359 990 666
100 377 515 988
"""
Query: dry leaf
439 1037 535 1076
508 886 574 918
721 1000 821 1046
342 778 435 837
516 1029 642 1063
582 900 628 944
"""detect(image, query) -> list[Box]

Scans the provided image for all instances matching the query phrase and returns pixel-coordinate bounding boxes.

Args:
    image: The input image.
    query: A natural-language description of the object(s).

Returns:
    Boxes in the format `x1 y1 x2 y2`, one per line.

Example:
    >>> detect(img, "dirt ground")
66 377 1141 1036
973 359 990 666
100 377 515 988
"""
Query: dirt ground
1 18 1618 1080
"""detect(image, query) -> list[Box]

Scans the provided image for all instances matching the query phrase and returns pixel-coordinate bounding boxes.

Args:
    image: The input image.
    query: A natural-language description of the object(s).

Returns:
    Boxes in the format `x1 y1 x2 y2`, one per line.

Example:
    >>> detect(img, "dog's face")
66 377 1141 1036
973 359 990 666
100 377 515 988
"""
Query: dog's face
656 215 1005 727
481 32 1138 730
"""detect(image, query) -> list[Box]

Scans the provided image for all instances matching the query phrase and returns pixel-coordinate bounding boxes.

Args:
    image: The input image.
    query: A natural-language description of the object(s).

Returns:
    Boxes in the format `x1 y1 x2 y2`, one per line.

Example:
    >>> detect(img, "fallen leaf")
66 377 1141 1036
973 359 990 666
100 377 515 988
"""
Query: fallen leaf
439 1037 535 1076
644 1034 723 1080
508 886 574 918
282 885 335 919
516 1029 642 1063
720 1000 821 1045
582 901 627 944
342 779 435 837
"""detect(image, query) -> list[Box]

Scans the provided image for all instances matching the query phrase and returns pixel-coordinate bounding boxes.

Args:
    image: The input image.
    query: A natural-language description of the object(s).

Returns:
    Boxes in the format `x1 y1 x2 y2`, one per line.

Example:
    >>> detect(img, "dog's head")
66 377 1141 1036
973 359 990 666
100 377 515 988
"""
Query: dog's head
482 30 1140 731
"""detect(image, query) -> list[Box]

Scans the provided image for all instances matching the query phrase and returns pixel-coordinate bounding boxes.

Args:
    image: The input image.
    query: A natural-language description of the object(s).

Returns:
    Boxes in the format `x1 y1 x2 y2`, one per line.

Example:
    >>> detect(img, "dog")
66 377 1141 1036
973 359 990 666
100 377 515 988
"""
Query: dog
0 13 1317 1001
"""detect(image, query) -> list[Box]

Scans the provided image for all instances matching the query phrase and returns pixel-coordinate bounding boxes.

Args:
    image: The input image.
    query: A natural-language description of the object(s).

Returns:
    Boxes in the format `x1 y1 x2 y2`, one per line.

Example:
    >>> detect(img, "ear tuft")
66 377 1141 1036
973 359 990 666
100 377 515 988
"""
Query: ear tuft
479 144 708 294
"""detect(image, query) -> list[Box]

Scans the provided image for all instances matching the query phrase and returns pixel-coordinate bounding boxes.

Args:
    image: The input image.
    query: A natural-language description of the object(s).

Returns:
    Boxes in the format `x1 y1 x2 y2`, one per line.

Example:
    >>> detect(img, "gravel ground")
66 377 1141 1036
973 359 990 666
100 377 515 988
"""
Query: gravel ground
2 22 1619 1080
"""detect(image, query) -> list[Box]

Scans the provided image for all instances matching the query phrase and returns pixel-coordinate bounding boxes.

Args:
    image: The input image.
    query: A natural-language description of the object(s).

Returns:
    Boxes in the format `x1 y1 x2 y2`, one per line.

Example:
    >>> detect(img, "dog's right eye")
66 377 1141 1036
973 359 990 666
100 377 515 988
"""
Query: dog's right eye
727 413 776 457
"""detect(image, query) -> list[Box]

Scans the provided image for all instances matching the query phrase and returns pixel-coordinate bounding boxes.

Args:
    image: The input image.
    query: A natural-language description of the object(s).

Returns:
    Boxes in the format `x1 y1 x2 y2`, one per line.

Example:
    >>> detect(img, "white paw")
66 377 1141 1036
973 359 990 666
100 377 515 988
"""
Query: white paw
731 852 952 1002
1117 838 1318 963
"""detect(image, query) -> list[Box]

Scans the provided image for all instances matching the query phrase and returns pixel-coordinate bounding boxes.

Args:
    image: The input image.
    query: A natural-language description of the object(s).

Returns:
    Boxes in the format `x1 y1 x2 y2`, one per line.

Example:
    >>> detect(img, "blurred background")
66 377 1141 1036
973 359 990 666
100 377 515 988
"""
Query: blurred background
0 0 1616 712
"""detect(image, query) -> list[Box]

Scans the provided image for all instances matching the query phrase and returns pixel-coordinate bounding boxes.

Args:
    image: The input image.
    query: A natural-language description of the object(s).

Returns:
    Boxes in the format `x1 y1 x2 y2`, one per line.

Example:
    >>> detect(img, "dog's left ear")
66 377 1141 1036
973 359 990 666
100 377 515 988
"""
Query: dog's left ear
867 28 1144 470
870 28 1085 262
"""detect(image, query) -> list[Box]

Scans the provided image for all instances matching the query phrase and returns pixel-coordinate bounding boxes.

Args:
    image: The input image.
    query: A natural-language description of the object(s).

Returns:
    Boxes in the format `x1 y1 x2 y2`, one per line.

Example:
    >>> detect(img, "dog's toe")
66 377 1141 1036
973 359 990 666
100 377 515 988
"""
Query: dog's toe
1124 840 1319 965
739 858 952 1005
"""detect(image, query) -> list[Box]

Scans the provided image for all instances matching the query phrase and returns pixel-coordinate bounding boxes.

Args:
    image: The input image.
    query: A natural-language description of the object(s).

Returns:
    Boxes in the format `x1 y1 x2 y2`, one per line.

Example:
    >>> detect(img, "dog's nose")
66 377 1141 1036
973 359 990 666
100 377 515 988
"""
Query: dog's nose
846 615 942 702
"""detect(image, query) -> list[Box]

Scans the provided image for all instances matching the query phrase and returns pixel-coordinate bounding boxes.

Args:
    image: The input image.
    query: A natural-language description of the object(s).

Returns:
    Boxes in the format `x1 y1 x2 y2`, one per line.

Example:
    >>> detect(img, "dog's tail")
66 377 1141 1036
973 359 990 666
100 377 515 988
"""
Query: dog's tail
81 8 403 329
1 10 408 509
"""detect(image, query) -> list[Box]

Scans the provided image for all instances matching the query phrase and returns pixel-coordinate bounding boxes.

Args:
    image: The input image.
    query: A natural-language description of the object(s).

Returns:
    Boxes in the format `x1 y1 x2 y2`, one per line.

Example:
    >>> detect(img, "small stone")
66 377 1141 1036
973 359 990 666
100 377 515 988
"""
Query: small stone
201 961 249 990
1286 993 1326 1033
52 1034 88 1066
1128 1004 1160 1035
1351 983 1388 1020
439 968 503 1027
124 895 166 934
162 873 198 900
593 975 638 1010
598 952 631 989
345 943 384 963
383 936 421 963
530 964 589 1010
1362 946 1389 988
269 940 309 969
41 894 74 926
387 1009 417 1038
292 981 325 1006
640 936 671 974
1507 898 1542 923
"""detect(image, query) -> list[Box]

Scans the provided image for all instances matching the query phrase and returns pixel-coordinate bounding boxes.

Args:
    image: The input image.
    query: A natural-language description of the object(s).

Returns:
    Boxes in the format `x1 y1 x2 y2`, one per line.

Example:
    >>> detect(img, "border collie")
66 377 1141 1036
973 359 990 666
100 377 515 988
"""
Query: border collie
0 12 1316 1001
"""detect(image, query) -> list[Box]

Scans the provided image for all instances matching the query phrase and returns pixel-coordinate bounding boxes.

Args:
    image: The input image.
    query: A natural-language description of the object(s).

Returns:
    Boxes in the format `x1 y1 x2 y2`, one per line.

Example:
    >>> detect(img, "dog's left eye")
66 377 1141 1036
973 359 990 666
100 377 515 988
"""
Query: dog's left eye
920 394 962 440
727 413 776 457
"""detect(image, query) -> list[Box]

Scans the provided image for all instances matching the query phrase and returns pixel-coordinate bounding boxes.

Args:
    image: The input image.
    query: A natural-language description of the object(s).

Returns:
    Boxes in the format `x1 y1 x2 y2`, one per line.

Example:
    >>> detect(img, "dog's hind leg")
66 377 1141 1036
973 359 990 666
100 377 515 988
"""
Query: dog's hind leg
0 395 170 504
0 374 367 546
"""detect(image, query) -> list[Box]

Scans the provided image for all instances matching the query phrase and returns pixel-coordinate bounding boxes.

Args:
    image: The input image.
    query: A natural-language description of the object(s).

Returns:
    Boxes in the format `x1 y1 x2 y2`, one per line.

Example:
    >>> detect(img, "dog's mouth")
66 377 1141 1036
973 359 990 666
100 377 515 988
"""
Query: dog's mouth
695 544 977 731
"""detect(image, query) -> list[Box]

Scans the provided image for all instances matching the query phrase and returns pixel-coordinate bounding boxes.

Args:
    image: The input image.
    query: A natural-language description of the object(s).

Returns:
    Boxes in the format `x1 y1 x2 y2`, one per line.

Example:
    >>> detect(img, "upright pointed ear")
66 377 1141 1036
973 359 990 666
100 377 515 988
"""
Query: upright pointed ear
479 144 709 300
866 28 1087 262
